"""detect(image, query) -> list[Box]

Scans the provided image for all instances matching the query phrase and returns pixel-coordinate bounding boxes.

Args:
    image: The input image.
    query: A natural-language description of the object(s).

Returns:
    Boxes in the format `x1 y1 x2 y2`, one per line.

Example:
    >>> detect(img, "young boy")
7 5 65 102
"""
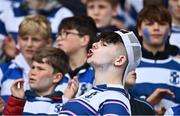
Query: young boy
0 15 52 102
129 5 180 115
59 30 142 115
86 0 128 32
3 47 79 115
55 16 97 96
0 0 73 63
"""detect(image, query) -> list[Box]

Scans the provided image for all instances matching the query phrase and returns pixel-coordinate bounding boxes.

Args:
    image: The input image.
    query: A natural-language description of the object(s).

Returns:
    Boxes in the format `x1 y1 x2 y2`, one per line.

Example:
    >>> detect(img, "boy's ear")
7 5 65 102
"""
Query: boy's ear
80 35 90 47
53 72 63 84
114 55 127 67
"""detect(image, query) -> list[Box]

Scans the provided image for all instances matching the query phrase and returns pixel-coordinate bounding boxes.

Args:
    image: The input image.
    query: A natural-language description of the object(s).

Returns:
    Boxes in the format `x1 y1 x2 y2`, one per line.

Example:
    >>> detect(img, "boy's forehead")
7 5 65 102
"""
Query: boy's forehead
60 28 78 32
86 0 117 6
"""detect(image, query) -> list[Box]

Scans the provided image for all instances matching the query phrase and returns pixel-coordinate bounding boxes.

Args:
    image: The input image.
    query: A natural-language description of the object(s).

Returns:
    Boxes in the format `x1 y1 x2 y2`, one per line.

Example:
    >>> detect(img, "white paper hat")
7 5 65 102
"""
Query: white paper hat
115 30 142 85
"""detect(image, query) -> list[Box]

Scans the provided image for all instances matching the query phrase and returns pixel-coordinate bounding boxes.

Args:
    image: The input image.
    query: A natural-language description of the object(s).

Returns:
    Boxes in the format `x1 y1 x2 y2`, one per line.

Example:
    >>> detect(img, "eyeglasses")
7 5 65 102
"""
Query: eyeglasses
56 31 83 39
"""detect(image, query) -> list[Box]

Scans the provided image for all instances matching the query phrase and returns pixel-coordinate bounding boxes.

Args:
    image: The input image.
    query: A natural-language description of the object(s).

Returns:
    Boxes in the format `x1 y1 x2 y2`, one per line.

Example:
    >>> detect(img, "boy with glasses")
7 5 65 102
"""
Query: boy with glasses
55 16 97 97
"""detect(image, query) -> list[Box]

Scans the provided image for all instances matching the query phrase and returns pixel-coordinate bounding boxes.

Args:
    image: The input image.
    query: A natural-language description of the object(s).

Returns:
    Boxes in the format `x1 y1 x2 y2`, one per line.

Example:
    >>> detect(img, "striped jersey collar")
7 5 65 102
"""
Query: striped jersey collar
94 84 128 98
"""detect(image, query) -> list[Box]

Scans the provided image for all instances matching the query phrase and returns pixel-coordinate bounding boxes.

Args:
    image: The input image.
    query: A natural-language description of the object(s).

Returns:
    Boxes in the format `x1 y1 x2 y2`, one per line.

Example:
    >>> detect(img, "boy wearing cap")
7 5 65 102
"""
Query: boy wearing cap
59 30 142 115
3 47 79 115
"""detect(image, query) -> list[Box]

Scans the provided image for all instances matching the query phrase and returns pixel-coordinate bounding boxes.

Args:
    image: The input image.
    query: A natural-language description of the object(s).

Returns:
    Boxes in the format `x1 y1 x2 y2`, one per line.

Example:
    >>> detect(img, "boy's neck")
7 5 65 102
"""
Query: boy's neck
172 17 180 25
143 42 165 55
25 58 32 66
69 49 87 70
94 66 123 85
34 86 55 97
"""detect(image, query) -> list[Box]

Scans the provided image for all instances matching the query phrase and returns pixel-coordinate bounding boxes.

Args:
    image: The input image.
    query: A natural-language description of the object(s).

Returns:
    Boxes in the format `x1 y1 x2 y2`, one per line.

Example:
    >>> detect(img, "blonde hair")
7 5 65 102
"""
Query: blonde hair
18 15 51 40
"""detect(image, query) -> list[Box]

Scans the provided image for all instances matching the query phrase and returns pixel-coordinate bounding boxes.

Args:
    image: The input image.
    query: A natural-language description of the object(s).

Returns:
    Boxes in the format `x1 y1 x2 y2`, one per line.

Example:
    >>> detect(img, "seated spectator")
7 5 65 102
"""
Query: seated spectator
3 47 78 115
59 30 142 115
55 16 97 97
0 15 52 103
129 5 180 115
86 0 127 32
168 0 180 51
0 0 73 63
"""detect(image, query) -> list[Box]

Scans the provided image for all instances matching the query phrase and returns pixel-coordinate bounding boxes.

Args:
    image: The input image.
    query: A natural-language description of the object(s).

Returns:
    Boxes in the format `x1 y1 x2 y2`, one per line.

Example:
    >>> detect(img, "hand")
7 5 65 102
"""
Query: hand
111 18 128 30
64 76 79 99
11 79 25 99
125 70 136 89
147 88 175 106
0 97 5 113
3 34 19 58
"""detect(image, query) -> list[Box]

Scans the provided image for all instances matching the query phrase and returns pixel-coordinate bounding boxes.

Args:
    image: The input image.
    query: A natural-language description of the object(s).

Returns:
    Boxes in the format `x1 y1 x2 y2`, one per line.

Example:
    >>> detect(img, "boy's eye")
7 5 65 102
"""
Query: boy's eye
32 37 41 42
102 42 108 46
37 66 45 71
98 4 106 9
145 21 154 25
31 66 35 69
21 37 28 41
88 4 94 9
31 66 45 71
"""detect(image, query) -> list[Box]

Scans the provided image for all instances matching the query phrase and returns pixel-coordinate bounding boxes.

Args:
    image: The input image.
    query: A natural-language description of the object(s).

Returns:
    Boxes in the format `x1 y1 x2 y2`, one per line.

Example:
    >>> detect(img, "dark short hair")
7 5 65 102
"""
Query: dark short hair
32 47 70 75
97 31 124 45
58 15 97 51
137 5 172 29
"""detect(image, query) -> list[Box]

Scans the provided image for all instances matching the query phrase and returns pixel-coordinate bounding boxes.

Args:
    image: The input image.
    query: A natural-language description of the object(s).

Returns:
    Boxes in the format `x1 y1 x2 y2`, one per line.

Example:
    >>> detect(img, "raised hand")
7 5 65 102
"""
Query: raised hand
64 76 79 99
147 88 175 106
11 78 25 99
3 34 19 59
125 70 136 89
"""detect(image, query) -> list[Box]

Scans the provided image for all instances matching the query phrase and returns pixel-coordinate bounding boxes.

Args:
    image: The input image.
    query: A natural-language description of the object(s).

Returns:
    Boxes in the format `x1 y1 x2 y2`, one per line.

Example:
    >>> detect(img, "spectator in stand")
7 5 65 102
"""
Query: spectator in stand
86 0 128 32
0 0 73 63
168 0 180 51
3 47 79 115
129 5 180 115
55 16 97 97
59 30 142 115
0 15 53 103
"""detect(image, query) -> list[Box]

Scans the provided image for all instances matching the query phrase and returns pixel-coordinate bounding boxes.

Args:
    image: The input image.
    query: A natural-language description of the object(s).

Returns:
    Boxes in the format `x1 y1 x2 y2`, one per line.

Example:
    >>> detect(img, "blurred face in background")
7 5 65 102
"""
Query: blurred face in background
168 0 180 23
56 29 83 55
87 0 117 28
18 34 50 63
26 0 48 10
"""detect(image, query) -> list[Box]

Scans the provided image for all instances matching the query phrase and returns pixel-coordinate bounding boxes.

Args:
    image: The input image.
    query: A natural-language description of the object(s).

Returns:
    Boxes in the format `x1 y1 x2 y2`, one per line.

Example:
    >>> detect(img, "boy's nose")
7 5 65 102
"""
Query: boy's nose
153 23 160 30
27 38 33 46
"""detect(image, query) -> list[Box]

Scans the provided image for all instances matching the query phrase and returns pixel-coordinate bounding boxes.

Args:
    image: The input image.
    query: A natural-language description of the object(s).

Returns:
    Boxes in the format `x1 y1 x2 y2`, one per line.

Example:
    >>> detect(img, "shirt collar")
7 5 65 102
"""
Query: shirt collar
12 53 30 73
